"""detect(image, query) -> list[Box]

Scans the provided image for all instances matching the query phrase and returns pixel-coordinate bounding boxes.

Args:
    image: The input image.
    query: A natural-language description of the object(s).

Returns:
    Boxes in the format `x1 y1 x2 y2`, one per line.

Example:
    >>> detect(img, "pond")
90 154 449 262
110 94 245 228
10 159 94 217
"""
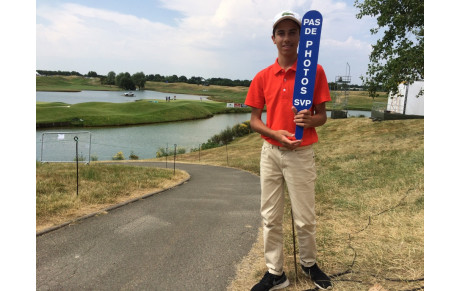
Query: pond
36 113 261 162
36 90 208 104
36 90 370 161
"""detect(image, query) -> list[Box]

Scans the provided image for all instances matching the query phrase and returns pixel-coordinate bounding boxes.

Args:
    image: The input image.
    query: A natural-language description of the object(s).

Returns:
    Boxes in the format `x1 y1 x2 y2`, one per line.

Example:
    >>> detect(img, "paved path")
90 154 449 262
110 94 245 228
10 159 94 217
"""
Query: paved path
36 163 261 291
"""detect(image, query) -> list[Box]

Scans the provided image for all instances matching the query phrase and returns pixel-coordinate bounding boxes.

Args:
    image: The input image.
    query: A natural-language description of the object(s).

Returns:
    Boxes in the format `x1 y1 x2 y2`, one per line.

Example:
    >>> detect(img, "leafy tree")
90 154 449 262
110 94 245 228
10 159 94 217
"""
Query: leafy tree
87 71 98 77
132 72 146 90
165 74 179 83
119 77 136 90
107 71 116 85
187 76 204 85
115 72 131 87
148 74 165 82
355 0 423 97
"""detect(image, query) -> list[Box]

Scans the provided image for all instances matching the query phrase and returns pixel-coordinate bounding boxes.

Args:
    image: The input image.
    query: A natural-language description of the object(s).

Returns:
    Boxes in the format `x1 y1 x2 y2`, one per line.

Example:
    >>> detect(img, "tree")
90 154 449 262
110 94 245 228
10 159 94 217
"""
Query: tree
115 72 131 87
119 77 135 90
165 74 179 83
87 71 98 77
355 0 423 97
132 72 146 90
115 72 135 90
187 76 204 85
107 71 116 85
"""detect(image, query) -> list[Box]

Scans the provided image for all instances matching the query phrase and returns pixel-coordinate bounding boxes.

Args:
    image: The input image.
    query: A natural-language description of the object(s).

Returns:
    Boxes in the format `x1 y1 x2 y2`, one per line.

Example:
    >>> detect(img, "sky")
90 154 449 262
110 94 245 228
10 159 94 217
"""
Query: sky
36 0 382 85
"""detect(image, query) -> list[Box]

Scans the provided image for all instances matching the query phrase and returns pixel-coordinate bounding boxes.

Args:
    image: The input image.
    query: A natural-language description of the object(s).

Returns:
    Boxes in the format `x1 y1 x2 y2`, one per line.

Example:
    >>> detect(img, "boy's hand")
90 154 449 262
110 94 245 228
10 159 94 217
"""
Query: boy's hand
292 106 314 128
276 130 302 150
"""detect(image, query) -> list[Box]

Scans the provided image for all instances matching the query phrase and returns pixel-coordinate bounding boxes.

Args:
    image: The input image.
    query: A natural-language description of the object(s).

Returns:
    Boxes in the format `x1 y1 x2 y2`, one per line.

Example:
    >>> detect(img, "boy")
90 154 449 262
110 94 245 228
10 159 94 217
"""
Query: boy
245 10 333 290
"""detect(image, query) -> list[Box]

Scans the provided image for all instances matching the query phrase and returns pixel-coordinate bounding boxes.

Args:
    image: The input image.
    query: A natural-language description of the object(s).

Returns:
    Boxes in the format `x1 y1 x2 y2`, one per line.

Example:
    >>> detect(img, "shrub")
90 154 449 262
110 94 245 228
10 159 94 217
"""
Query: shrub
73 154 86 161
112 151 125 160
156 147 171 158
129 151 139 160
156 147 186 157
195 120 253 151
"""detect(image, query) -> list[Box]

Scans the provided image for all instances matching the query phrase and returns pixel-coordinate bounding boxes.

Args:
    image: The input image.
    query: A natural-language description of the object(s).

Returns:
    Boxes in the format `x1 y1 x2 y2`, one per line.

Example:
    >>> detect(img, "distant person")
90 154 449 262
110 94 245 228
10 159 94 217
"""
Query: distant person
174 95 176 100
245 10 333 290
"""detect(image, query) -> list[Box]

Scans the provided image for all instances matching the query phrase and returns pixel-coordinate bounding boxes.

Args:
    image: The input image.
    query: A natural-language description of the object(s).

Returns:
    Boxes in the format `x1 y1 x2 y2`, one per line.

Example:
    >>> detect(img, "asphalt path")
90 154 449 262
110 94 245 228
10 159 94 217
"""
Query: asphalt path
36 162 261 290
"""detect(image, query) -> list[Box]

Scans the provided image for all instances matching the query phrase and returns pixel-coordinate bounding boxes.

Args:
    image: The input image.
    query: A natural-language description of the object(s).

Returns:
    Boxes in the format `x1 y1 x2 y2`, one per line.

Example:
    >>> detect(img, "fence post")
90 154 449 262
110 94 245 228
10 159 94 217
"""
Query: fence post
165 144 168 168
74 136 79 196
226 143 229 166
173 144 177 175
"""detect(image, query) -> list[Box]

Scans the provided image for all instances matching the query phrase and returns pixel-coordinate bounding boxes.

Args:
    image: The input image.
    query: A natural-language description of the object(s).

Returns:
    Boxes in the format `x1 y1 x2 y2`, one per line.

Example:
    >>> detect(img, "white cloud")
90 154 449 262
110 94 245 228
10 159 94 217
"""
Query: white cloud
323 36 371 51
36 0 377 83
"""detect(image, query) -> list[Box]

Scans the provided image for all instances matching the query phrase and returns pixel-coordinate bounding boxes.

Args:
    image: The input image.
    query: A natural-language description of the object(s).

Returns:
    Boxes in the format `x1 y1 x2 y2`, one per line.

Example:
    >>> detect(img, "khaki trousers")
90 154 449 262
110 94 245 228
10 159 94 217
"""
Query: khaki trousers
260 141 317 275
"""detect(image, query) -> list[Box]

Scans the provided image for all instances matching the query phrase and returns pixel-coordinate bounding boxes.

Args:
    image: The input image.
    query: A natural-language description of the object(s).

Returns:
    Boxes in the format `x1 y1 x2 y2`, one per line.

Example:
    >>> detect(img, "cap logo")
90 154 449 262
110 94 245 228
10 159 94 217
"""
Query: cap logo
282 12 294 16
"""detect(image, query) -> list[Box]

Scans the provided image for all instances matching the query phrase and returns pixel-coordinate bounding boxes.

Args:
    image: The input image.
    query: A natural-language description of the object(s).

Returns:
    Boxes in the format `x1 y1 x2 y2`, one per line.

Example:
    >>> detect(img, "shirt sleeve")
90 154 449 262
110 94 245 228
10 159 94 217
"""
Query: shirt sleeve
313 64 331 105
245 71 266 109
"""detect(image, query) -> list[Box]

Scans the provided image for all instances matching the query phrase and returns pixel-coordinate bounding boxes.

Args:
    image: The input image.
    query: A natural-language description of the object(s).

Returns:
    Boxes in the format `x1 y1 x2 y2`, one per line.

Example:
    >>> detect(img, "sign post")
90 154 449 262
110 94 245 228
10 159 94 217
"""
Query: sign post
293 10 323 140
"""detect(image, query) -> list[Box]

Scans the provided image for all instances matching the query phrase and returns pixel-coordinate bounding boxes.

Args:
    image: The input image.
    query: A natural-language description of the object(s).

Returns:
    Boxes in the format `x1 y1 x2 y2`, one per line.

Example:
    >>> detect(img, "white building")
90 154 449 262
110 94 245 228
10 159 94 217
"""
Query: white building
387 81 424 116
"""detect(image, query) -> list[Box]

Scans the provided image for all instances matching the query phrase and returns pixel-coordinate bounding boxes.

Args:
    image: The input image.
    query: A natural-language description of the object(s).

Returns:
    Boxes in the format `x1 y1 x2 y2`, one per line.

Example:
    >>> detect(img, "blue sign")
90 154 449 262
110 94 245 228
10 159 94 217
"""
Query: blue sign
293 10 323 140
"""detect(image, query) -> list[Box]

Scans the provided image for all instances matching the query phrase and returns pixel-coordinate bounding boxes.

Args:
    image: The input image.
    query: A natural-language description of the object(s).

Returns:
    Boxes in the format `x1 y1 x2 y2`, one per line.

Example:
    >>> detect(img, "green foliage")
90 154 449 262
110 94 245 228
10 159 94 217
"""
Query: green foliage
106 71 116 85
112 151 125 160
87 71 98 77
37 70 250 87
193 121 253 151
132 72 146 90
36 70 82 76
156 147 186 157
73 154 86 161
156 147 170 158
129 151 139 160
355 0 424 97
232 121 252 137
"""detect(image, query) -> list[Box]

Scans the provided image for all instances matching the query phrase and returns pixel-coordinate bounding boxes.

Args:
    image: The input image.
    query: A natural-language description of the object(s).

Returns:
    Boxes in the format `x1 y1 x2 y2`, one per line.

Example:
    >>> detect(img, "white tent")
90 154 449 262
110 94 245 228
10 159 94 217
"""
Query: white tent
387 81 424 116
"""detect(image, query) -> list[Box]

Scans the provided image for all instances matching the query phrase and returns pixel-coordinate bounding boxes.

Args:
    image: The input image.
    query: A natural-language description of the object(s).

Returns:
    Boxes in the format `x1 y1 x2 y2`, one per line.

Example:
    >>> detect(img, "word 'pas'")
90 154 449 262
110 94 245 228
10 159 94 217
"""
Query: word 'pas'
303 18 321 26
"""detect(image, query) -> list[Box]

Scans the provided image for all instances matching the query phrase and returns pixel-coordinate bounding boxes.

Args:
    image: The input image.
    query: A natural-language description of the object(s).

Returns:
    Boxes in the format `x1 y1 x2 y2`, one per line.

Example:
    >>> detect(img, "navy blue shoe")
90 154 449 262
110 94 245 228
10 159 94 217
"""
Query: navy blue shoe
251 271 290 291
301 263 333 290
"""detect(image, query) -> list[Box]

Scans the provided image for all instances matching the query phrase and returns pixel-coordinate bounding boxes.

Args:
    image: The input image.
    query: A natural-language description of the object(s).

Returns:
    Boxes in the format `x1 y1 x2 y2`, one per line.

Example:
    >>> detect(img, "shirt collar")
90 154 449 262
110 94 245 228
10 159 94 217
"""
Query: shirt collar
273 58 297 75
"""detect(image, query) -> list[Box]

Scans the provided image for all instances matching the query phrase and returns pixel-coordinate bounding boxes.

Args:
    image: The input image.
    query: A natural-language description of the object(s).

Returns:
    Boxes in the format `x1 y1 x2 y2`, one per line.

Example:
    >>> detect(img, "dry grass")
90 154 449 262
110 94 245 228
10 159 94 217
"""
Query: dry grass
36 117 424 290
168 117 424 291
36 161 189 232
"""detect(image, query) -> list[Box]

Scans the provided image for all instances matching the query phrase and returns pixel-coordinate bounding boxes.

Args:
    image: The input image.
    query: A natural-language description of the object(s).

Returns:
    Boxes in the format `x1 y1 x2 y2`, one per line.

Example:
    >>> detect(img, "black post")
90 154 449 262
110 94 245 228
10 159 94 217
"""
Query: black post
165 145 168 169
226 143 229 166
290 206 298 281
74 136 79 196
173 144 177 175
198 143 201 162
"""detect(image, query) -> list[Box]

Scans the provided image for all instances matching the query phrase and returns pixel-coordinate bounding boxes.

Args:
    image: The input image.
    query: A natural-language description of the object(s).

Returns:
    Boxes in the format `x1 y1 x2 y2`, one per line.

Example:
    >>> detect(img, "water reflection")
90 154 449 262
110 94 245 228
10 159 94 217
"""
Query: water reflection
36 90 208 104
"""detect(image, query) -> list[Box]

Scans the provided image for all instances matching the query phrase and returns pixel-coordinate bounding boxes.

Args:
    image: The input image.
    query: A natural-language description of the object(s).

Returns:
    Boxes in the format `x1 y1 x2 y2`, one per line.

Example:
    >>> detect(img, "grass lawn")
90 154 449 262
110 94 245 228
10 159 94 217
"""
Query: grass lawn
166 118 424 291
37 117 424 290
36 99 250 127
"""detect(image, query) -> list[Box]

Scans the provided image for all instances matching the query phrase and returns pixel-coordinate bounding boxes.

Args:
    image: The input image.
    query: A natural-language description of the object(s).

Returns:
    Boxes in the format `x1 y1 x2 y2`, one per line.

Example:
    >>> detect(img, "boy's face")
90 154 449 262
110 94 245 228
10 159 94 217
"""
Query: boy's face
272 19 300 58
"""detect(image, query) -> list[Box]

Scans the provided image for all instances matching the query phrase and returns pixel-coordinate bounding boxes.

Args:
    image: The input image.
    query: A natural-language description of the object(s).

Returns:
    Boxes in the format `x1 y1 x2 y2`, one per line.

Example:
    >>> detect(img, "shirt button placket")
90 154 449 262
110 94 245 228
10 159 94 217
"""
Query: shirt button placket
282 72 287 94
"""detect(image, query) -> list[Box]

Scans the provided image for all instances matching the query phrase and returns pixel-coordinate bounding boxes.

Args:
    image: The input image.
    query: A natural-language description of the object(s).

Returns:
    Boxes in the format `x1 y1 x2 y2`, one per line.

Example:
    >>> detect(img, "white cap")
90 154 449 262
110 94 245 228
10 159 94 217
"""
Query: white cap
272 10 301 29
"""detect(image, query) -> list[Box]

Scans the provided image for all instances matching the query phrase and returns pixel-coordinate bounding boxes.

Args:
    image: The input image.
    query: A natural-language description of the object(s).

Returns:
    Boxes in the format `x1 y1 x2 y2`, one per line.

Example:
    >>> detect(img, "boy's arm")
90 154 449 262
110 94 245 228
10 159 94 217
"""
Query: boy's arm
292 102 327 129
249 107 302 150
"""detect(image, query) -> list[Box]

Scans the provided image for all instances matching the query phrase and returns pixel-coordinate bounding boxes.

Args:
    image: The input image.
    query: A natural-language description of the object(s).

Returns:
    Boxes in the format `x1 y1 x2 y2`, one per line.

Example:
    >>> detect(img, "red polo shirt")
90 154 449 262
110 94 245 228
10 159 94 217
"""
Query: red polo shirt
245 59 331 147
